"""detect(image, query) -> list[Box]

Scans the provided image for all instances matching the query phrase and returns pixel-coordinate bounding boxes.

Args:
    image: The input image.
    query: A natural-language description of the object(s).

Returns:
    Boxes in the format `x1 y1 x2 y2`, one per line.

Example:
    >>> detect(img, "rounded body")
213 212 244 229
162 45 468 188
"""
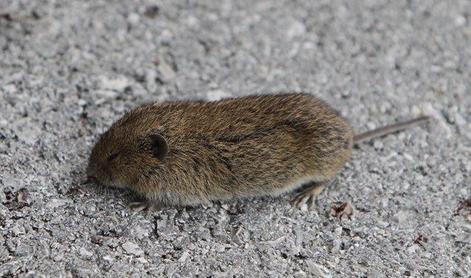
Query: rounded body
87 93 353 206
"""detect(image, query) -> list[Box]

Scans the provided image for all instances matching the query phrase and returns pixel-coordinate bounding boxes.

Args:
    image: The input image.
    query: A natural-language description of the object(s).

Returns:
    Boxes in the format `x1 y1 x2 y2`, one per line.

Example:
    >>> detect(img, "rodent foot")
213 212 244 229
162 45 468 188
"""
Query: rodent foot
129 201 161 212
291 182 326 209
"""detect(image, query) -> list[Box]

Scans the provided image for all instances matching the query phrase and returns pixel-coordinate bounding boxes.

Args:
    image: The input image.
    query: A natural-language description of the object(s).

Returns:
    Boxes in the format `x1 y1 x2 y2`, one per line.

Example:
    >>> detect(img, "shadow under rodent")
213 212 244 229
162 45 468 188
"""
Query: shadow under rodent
86 93 430 210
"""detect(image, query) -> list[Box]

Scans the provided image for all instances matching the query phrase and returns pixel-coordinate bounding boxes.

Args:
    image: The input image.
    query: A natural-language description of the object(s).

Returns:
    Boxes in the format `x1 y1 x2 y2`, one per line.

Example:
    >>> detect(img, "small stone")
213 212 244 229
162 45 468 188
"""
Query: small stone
368 269 383 277
132 224 151 240
78 247 93 259
136 257 148 264
185 16 199 27
286 20 306 39
306 260 332 278
0 191 6 203
366 122 377 130
402 153 413 161
232 227 250 245
220 204 230 210
78 99 87 106
105 238 119 248
373 140 383 149
144 5 160 18
122 241 144 256
11 224 25 236
158 61 176 81
207 89 230 101
381 198 389 208
103 255 113 263
95 90 118 99
178 250 189 262
156 218 179 237
159 29 173 44
393 210 411 224
3 84 17 94
454 113 466 126
332 239 342 252
14 243 33 257
421 103 452 138
455 15 466 26
407 244 419 254
46 199 71 209
0 244 9 260
98 75 130 92
53 254 63 262
127 13 140 25
144 69 158 92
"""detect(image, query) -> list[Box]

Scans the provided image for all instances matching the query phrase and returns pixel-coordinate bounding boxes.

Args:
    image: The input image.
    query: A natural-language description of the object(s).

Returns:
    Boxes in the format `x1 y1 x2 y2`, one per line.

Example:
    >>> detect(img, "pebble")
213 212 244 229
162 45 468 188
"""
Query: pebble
95 90 119 99
78 99 87 106
158 61 176 81
286 20 306 39
455 15 466 26
306 261 332 278
103 255 113 263
122 242 144 256
78 247 94 259
127 13 140 25
98 75 130 92
11 224 26 236
46 199 71 209
207 89 230 101
132 224 152 240
393 210 412 224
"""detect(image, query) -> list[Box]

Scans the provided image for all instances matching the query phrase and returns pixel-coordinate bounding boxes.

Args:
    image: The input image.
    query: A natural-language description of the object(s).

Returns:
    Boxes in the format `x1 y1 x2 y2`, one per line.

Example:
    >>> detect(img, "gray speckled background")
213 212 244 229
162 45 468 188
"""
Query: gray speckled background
1 0 470 277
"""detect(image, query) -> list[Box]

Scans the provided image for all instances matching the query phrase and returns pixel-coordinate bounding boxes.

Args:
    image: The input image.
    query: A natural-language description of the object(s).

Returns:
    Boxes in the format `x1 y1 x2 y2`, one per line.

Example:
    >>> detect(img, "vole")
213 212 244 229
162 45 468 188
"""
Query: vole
86 93 430 210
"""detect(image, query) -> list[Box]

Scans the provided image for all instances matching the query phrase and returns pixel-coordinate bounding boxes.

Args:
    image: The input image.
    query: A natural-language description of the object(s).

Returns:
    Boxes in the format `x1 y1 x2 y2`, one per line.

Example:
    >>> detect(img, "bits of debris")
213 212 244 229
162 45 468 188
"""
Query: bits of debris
454 198 471 222
0 12 12 21
66 185 88 196
2 188 31 210
330 202 354 220
144 6 160 18
90 235 106 245
413 234 428 247
16 188 30 205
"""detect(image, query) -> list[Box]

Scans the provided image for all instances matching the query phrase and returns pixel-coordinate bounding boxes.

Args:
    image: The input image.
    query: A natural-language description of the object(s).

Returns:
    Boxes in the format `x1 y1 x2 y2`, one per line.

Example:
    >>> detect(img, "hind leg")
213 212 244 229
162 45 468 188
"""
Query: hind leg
291 180 333 209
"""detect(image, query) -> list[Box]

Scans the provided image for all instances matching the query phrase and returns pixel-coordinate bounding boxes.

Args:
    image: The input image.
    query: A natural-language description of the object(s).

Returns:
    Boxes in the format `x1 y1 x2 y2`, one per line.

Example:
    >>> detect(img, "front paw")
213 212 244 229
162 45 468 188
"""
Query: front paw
129 201 162 212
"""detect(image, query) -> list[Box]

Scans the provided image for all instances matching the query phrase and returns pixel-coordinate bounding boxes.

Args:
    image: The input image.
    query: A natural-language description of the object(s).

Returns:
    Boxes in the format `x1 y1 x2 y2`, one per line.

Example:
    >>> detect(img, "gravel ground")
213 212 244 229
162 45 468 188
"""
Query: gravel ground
1 0 470 277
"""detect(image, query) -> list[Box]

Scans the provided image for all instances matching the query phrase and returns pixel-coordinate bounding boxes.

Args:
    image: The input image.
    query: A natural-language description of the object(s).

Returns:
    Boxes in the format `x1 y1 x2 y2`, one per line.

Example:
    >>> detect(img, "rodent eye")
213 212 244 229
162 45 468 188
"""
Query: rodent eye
107 152 119 161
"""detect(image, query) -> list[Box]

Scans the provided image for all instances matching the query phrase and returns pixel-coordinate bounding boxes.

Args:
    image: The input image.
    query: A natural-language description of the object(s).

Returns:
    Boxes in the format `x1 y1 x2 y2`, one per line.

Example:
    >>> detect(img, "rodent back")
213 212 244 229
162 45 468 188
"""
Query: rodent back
136 94 352 187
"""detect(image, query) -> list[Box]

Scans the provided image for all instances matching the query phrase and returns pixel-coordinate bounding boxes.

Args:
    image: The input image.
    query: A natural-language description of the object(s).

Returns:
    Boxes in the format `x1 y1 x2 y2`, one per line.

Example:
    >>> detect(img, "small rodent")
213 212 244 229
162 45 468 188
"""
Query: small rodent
86 93 430 209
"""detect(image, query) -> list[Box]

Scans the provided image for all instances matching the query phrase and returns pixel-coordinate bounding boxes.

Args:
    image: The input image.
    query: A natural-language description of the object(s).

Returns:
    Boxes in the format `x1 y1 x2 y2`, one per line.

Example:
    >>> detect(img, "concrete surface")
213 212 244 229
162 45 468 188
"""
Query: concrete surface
1 0 470 277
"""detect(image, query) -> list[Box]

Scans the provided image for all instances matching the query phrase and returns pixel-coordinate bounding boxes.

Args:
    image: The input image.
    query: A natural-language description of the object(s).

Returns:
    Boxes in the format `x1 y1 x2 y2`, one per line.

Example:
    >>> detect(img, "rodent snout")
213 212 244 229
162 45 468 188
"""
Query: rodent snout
85 161 102 186
85 162 123 188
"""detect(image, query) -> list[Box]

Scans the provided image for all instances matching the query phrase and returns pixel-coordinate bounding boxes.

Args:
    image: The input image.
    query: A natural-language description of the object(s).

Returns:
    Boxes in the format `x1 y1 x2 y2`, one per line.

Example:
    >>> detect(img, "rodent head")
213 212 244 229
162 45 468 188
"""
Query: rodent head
86 112 169 190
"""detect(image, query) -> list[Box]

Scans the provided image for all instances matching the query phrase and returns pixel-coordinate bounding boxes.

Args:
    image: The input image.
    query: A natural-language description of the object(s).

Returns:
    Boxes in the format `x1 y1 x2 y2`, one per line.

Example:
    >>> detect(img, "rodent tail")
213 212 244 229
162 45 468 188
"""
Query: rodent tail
353 115 431 144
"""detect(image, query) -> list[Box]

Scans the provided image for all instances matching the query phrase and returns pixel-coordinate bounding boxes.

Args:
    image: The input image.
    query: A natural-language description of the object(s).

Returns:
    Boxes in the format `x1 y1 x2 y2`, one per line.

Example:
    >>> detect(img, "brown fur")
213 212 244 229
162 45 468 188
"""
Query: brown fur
87 93 354 206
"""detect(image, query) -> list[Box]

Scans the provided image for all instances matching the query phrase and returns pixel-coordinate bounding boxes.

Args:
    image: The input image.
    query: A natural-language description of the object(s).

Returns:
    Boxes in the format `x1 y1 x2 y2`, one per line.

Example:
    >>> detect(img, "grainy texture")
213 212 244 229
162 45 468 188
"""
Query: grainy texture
0 0 470 277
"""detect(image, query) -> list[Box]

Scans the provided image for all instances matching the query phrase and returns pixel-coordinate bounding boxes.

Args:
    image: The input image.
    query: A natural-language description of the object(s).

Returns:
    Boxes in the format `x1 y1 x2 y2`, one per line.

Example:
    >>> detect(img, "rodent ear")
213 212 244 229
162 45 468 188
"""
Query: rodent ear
149 133 169 160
